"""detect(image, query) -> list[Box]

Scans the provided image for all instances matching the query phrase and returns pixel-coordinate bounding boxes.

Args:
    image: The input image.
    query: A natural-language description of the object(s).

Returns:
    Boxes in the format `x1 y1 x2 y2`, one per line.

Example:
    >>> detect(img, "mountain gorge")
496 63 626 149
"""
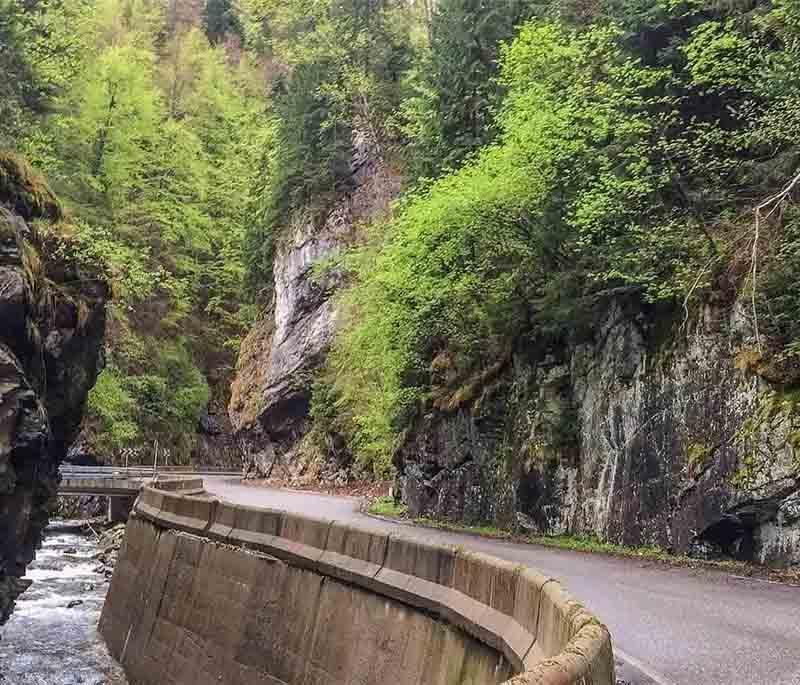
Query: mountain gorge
2 0 267 468
229 0 800 566
2 0 800 569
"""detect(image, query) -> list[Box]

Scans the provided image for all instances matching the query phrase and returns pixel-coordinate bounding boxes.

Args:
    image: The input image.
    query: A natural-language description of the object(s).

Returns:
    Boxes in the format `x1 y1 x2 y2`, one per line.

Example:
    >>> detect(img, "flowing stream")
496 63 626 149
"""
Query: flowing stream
0 521 127 685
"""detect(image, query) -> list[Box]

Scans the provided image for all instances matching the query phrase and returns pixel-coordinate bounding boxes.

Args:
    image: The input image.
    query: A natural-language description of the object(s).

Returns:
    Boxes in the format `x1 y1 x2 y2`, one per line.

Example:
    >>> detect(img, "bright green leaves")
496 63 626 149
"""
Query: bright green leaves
3 0 268 462
87 369 141 452
64 44 160 204
328 23 645 473
88 339 210 456
683 21 759 93
324 7 800 473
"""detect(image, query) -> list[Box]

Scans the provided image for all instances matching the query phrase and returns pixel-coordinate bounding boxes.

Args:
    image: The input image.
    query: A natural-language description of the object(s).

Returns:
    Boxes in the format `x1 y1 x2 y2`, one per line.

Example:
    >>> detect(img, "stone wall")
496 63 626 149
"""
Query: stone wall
100 485 614 684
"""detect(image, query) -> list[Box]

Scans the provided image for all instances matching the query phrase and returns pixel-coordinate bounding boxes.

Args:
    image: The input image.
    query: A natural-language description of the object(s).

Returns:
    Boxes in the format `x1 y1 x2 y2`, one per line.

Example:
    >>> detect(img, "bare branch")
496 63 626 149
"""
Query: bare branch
681 253 718 333
750 169 800 352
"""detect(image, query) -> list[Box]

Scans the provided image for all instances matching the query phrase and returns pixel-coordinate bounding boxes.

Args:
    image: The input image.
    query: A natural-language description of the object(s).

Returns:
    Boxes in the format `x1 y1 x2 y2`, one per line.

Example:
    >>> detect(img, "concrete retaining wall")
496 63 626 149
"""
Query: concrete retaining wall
151 477 205 494
100 484 614 685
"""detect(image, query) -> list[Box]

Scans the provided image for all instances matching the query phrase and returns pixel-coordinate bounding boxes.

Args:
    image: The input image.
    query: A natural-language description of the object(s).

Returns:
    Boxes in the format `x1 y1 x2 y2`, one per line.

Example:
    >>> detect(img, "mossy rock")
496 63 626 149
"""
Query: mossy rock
0 153 62 222
0 208 18 243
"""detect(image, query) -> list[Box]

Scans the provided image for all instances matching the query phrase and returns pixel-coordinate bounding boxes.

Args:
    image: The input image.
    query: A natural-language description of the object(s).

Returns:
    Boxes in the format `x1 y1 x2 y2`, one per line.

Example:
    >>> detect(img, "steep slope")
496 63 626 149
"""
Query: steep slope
229 1 800 568
0 155 107 622
230 134 401 479
398 297 800 566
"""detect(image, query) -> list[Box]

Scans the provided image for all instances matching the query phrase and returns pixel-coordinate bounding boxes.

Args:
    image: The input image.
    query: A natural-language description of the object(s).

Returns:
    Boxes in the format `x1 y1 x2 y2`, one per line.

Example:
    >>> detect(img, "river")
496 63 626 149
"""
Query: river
0 521 127 685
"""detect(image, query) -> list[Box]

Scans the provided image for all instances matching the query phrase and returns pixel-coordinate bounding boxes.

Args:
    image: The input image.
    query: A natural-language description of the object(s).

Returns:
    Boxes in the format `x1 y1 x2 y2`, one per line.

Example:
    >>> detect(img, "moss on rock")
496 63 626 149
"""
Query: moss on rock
0 156 107 624
0 152 62 222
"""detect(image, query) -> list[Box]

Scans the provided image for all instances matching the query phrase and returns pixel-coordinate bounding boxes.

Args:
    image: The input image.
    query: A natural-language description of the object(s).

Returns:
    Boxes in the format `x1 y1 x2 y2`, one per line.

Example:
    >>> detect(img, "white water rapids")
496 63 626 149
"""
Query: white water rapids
0 521 127 684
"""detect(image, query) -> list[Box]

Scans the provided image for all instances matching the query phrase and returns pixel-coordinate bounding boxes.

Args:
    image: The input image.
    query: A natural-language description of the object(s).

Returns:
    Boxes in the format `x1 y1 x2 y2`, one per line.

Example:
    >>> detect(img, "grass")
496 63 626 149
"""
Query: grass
524 534 673 561
415 517 513 540
364 496 778 575
368 496 408 518
410 517 672 560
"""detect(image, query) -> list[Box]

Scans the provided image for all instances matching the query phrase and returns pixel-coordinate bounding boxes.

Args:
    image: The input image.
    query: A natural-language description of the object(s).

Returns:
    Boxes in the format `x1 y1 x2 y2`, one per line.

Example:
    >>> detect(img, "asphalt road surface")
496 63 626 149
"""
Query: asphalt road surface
203 477 800 685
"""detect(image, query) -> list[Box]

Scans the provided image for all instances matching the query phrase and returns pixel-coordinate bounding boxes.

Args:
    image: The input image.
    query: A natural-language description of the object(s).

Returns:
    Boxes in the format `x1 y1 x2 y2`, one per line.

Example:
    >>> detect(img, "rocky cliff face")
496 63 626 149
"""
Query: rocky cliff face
398 296 800 566
230 133 401 479
229 151 799 569
0 155 107 622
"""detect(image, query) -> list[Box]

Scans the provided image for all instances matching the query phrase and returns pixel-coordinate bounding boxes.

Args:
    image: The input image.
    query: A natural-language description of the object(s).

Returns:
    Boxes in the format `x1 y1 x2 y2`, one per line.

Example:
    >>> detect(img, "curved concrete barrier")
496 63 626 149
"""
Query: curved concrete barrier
151 477 205 494
101 483 613 685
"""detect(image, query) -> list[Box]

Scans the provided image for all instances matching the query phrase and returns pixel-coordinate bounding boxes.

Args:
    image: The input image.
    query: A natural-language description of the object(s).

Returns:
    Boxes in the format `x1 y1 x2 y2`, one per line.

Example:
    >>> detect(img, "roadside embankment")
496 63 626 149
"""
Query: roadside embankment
100 482 614 684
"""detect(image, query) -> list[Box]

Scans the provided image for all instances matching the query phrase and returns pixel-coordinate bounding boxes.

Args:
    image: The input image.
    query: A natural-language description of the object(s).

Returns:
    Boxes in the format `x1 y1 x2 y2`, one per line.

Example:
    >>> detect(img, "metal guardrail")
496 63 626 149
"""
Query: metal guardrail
59 465 242 479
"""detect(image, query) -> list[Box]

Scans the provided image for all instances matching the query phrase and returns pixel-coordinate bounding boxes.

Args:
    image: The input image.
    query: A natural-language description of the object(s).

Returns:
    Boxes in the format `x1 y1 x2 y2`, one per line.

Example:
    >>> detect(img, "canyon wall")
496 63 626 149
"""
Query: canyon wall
233 214 799 567
230 159 798 567
229 132 401 482
0 155 107 622
399 297 800 566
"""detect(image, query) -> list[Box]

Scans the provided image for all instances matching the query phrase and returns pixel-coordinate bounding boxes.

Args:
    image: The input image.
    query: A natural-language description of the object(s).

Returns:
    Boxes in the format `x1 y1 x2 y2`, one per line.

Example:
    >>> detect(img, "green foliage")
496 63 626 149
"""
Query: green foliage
758 209 800 364
88 339 210 456
202 0 241 44
87 368 141 452
401 0 538 177
329 23 686 472
326 3 800 473
0 0 39 144
4 0 265 462
368 496 408 518
8 0 800 476
128 340 211 434
240 0 415 295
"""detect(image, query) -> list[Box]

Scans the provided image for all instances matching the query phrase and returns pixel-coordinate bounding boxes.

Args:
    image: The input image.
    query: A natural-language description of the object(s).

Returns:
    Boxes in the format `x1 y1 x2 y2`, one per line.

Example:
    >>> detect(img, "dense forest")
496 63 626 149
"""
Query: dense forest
1 0 265 462
2 0 800 481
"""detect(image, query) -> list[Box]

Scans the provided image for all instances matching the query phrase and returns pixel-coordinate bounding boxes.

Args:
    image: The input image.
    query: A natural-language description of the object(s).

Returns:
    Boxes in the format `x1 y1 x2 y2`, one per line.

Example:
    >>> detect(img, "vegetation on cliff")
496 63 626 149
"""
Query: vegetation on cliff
233 0 800 476
1 0 268 461
4 0 800 480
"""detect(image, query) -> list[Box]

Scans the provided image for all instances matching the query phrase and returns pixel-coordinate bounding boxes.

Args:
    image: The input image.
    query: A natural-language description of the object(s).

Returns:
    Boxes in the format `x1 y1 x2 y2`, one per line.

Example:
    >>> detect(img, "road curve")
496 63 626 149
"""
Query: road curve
203 477 800 685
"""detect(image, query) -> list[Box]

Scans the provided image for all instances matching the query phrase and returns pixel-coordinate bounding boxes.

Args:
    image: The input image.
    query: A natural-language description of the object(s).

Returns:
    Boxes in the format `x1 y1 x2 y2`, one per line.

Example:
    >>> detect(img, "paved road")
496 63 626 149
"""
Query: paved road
203 478 800 685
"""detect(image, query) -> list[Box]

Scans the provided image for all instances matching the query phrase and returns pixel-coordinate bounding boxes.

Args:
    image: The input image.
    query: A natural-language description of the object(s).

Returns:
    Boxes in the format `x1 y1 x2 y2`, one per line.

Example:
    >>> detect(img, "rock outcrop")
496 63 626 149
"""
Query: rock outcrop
229 151 799 568
0 154 107 622
398 296 800 567
230 132 401 479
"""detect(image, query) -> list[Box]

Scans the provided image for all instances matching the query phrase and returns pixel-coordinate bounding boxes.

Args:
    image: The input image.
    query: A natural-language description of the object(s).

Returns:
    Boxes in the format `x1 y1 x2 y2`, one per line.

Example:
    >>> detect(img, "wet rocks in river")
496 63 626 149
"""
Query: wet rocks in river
56 494 108 520
93 522 127 576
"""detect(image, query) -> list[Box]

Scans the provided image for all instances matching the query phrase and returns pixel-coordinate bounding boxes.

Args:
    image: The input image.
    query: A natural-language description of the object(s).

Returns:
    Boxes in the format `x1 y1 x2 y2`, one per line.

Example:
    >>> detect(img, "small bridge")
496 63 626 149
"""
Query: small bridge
58 465 239 521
